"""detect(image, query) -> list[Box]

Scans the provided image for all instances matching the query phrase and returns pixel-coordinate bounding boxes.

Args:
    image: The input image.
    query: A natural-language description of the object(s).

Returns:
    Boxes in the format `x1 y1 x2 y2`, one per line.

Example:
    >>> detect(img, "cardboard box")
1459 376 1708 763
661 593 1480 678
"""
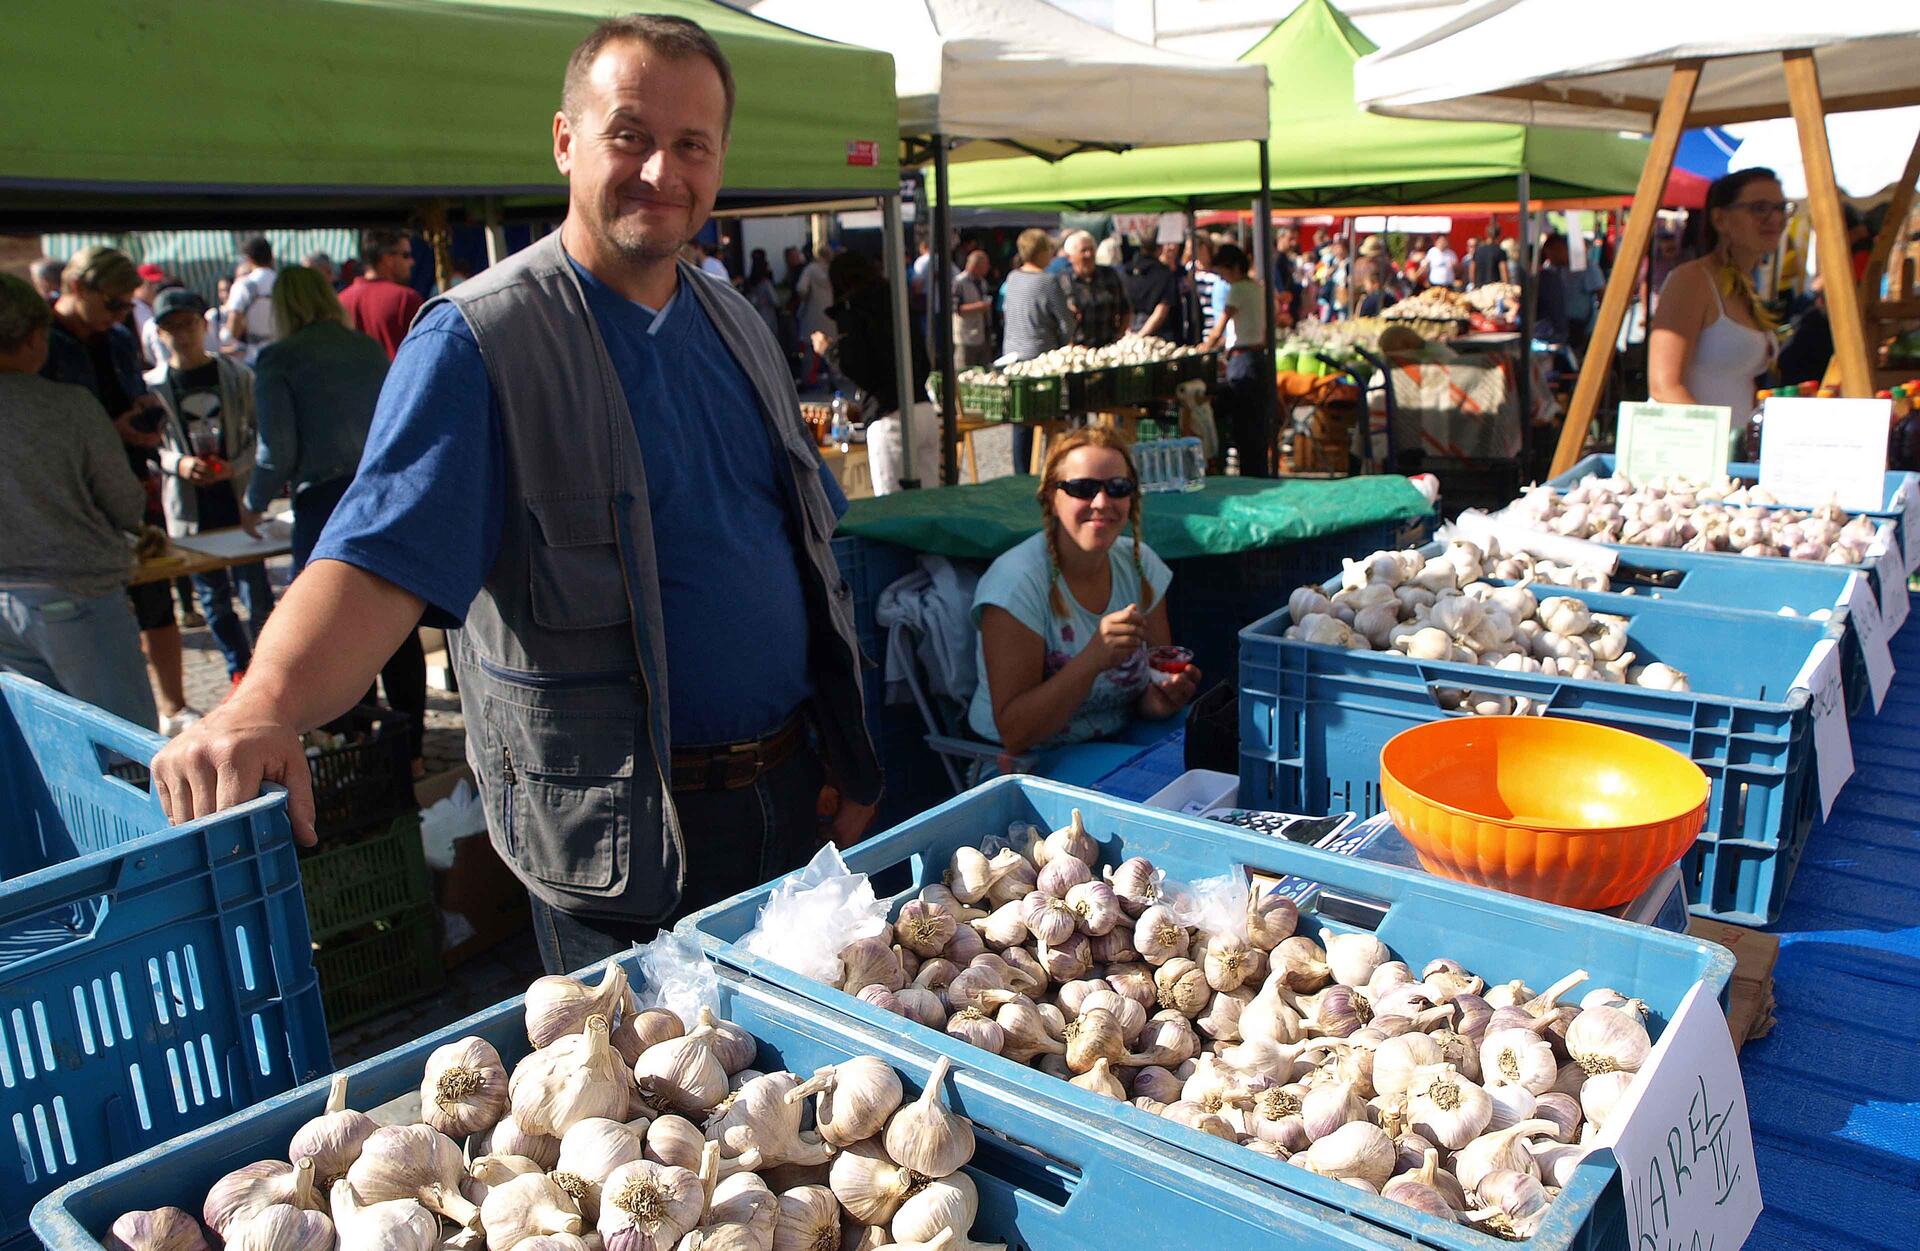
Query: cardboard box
1688 917 1780 1051
416 765 529 968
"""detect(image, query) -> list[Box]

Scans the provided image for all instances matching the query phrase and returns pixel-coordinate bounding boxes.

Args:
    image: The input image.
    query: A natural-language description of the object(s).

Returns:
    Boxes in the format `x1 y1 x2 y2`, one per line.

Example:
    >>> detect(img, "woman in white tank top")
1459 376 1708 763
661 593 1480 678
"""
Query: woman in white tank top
1649 169 1787 420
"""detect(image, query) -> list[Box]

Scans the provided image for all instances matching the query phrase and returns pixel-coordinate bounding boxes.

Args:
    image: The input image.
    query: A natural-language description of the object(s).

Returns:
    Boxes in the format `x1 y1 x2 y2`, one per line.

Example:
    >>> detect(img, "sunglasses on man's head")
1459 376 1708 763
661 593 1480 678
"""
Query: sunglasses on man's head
1055 476 1136 500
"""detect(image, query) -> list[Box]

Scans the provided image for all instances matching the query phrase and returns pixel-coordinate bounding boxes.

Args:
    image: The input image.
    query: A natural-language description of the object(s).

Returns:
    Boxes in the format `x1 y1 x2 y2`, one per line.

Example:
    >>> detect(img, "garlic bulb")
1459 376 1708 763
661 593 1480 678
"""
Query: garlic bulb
705 1071 834 1169
1244 893 1298 952
1406 1064 1492 1150
1267 937 1332 992
703 1171 779 1249
481 1172 585 1251
472 1115 561 1170
689 1009 757 1077
1300 1122 1394 1188
1103 857 1163 916
1565 1004 1651 1075
1019 892 1077 947
527 963 637 1049
513 1015 632 1135
1322 933 1390 989
633 1030 728 1118
349 1125 480 1229
890 1170 977 1246
464 1154 546 1207
895 988 949 1030
839 939 906 995
1480 1024 1558 1094
1381 1149 1458 1220
203 1159 322 1238
289 1074 378 1184
1453 1119 1558 1193
945 1007 1006 1054
597 1159 705 1251
1070 1057 1126 1099
557 1119 650 1209
1063 881 1121 937
1483 1083 1537 1132
1299 1080 1367 1140
1370 1033 1442 1100
828 1140 924 1225
423 1037 511 1139
1580 1070 1637 1129
970 902 1029 949
788 1057 904 1148
1040 809 1097 868
1131 906 1187 966
105 1208 208 1251
894 901 958 959
995 1000 1067 1064
1035 855 1091 899
883 1058 974 1179
1131 1066 1185 1105
331 1179 437 1251
223 1205 333 1251
1062 1008 1126 1074
771 1186 840 1251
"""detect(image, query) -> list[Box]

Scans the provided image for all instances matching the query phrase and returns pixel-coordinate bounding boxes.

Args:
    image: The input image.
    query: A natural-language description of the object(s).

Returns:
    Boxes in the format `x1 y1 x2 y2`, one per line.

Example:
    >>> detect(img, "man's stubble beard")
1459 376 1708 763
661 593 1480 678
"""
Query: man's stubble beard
592 197 692 265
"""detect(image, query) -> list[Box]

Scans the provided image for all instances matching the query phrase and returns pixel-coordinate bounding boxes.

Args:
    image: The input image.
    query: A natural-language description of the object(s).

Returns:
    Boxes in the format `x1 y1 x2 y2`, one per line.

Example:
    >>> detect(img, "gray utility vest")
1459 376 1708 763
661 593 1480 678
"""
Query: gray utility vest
430 232 880 922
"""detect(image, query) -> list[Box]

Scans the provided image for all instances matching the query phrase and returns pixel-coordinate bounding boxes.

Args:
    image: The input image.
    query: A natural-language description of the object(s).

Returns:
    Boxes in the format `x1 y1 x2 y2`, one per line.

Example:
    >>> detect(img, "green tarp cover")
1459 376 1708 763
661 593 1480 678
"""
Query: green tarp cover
939 0 1647 212
2 0 898 208
836 474 1433 562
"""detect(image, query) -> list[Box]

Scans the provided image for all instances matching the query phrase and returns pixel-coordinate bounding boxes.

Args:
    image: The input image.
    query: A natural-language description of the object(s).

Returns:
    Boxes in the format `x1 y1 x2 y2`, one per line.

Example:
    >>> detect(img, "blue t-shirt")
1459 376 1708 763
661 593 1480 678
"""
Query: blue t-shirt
966 532 1172 747
313 258 842 745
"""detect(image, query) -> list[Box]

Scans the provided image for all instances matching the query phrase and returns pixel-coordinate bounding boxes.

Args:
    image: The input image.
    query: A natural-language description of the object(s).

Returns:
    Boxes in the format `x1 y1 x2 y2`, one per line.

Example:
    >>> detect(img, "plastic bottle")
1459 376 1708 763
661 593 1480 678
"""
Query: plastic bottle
829 391 852 449
1182 436 1207 491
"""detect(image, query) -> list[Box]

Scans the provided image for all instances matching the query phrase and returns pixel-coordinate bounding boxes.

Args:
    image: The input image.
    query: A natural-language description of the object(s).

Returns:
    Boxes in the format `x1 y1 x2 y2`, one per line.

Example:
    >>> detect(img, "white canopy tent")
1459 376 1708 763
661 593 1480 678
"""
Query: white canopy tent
745 0 1273 482
1726 107 1920 200
1351 1 1920 473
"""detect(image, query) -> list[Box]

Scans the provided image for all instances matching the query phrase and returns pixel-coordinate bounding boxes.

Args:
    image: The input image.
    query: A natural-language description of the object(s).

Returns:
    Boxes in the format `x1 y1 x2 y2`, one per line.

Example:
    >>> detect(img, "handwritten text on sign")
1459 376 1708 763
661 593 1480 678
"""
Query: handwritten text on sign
1598 982 1762 1250
1615 402 1731 484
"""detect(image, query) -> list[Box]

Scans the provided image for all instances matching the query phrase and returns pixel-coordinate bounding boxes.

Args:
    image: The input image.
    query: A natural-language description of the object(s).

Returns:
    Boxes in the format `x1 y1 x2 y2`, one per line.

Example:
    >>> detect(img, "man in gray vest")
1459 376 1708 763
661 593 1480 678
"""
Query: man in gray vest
151 14 881 973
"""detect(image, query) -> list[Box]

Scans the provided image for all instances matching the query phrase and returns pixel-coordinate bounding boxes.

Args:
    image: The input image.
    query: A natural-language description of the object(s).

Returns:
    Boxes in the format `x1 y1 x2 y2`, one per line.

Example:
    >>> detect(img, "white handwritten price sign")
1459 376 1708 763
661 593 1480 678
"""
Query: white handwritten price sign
1792 636 1854 817
1757 397 1891 513
1597 982 1762 1250
1871 536 1911 633
1843 572 1894 712
1896 477 1920 574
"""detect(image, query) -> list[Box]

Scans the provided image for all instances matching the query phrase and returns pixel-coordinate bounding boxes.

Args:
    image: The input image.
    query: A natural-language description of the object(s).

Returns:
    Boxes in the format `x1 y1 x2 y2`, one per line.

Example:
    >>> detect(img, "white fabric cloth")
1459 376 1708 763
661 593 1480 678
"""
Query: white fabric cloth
224 267 278 362
745 0 1269 159
876 554 982 710
864 401 944 495
1355 3 1920 131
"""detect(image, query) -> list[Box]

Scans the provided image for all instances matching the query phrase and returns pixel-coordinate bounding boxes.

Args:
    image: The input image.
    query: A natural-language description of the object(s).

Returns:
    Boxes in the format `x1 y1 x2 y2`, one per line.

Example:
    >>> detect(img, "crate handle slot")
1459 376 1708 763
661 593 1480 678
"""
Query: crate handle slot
0 893 112 975
0 858 132 932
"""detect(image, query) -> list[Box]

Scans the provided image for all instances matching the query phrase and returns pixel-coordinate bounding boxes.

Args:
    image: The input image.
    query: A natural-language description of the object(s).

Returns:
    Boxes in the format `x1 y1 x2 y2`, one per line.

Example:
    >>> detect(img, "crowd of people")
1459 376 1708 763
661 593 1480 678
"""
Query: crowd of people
1 231 434 772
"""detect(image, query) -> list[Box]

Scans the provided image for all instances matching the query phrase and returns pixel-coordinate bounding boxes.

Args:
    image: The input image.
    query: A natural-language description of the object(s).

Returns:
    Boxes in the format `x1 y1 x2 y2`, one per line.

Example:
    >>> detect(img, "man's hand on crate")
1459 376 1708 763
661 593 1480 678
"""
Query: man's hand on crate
153 701 319 845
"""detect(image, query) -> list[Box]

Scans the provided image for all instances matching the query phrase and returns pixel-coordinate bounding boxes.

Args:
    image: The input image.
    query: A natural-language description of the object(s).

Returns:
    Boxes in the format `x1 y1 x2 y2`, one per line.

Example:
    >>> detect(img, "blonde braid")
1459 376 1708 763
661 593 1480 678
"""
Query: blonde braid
1044 518 1068 620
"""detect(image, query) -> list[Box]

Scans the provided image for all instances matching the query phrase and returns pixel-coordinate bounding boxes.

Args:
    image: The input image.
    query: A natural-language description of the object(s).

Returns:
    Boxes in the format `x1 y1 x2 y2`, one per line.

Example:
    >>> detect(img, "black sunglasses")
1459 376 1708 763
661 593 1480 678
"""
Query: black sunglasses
1055 476 1136 500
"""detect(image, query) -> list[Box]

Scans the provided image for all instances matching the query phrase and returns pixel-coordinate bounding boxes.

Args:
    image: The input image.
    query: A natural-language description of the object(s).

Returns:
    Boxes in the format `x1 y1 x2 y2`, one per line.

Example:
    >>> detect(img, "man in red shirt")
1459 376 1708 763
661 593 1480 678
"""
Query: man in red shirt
338 228 424 360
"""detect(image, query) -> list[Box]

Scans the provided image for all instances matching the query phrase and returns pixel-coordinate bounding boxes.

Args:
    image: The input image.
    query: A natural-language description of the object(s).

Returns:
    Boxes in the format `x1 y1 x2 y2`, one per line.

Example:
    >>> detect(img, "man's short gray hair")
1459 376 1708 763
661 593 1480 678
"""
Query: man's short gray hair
1062 230 1096 252
0 272 52 352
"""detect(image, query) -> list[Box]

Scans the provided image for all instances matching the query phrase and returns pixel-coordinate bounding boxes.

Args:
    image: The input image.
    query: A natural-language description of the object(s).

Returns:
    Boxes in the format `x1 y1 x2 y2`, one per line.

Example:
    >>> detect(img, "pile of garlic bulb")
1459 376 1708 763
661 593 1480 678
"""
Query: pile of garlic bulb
836 812 1655 1241
1279 539 1690 706
999 335 1205 379
105 962 997 1251
1506 473 1885 564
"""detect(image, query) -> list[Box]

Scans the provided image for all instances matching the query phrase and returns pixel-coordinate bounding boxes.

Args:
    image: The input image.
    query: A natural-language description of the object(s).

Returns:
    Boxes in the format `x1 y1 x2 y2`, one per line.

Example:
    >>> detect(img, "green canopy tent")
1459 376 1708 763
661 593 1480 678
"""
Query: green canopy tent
0 0 899 230
937 0 1646 214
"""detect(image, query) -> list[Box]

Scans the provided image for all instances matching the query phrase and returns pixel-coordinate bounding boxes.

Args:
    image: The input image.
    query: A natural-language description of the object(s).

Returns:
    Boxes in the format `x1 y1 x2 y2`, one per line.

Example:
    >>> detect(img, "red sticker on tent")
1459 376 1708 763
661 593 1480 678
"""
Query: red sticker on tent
846 140 878 167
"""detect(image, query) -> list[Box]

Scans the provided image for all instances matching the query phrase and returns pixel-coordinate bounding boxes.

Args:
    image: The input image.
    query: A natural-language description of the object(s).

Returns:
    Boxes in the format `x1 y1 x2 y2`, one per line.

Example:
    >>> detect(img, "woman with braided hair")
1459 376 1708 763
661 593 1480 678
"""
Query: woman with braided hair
1649 168 1787 417
967 427 1202 756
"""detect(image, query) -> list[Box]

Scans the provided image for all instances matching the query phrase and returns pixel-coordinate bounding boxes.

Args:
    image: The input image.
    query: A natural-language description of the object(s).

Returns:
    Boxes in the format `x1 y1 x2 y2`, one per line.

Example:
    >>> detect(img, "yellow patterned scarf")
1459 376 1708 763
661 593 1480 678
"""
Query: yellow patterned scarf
1715 257 1777 332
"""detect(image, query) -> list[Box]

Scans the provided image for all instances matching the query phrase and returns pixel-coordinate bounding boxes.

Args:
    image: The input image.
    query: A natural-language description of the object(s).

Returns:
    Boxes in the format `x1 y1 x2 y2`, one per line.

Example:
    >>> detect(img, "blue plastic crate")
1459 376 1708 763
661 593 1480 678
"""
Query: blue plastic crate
684 775 1735 1251
831 533 917 668
1237 585 1841 925
1544 453 1917 610
1164 511 1436 674
34 961 1421 1251
0 676 329 1251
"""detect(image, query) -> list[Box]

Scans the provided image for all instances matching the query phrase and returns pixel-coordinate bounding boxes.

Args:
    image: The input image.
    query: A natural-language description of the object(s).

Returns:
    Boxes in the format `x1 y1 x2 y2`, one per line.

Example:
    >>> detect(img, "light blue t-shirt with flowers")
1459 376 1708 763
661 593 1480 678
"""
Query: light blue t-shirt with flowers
967 532 1172 747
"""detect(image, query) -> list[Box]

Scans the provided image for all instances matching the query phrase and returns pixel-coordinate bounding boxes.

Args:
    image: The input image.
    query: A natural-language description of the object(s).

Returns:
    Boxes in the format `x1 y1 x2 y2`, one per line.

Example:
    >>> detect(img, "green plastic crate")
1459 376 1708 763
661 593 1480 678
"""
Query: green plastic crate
299 812 431 940
1008 374 1063 423
314 905 443 1029
1114 362 1153 404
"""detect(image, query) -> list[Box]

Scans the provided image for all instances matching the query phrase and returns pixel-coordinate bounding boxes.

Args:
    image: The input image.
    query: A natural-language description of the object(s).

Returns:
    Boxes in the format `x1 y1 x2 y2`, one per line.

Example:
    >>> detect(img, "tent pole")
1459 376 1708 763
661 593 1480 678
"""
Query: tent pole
483 197 507 267
1782 49 1872 397
931 133 958 485
1551 60 1700 477
1516 171 1532 472
881 191 920 489
1254 141 1277 476
1184 200 1200 341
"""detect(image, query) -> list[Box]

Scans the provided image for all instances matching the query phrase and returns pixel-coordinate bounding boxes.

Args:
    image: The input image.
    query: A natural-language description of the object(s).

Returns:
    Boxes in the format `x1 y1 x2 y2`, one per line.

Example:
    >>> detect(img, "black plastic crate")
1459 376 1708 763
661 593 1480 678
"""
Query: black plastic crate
306 707 416 837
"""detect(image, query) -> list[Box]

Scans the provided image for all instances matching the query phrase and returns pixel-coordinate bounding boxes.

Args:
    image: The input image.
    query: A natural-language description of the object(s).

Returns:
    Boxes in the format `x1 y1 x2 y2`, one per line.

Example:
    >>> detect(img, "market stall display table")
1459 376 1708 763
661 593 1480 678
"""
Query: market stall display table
127 519 293 586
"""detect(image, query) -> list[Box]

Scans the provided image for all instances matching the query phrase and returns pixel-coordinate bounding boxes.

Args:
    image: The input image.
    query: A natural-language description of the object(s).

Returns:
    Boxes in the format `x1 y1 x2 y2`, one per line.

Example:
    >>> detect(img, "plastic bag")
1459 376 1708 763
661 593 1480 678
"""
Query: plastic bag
634 928 720 1025
419 779 488 871
1164 869 1252 941
740 842 891 986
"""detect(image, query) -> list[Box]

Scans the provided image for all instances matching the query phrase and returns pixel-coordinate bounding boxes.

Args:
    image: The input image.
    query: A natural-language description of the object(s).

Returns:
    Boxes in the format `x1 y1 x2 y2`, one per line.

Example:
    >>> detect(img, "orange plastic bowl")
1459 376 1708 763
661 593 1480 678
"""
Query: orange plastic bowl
1379 717 1709 910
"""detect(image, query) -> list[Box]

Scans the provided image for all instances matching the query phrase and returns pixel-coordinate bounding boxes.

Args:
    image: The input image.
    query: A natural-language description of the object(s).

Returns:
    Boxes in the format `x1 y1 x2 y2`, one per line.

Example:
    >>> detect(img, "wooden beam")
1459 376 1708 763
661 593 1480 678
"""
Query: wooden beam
1860 128 1920 308
1784 49 1873 397
1550 61 1702 477
1688 86 1920 128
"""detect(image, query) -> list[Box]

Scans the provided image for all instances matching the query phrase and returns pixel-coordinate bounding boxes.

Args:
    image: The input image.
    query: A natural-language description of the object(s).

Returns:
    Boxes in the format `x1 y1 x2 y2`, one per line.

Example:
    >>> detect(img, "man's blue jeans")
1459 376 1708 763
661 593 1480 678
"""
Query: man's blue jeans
0 585 157 728
192 561 274 678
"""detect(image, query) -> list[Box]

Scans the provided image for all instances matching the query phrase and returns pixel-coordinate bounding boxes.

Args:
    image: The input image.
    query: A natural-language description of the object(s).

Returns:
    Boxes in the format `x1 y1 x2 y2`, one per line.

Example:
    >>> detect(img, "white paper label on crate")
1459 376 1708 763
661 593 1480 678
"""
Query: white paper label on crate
1791 636 1854 817
1757 397 1891 513
1897 478 1920 573
1597 982 1762 1251
1872 535 1910 632
1449 510 1621 574
1615 401 1732 484
1844 572 1894 712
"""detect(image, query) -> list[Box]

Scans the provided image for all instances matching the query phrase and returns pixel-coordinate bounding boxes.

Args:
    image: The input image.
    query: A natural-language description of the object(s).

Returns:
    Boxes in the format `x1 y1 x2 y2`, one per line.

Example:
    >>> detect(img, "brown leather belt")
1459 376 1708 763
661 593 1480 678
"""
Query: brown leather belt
669 711 807 792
